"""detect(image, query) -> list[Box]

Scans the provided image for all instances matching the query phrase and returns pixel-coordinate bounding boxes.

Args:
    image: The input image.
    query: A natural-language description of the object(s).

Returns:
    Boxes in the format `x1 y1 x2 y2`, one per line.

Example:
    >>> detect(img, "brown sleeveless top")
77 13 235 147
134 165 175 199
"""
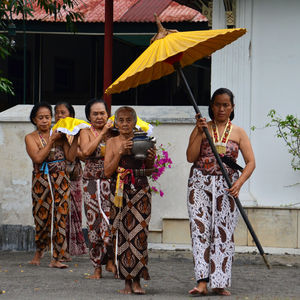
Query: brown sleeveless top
192 139 239 176
82 142 105 180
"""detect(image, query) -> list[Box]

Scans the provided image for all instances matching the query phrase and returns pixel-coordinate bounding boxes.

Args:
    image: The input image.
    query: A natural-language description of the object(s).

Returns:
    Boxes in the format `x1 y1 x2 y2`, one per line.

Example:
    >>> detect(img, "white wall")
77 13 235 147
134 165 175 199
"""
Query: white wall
250 0 300 206
0 105 203 230
212 0 300 207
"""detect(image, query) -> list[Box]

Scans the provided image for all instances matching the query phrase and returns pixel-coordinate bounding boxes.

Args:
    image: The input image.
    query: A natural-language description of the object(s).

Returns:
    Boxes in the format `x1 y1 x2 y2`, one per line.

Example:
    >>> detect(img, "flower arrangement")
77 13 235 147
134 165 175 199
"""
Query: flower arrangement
149 143 173 197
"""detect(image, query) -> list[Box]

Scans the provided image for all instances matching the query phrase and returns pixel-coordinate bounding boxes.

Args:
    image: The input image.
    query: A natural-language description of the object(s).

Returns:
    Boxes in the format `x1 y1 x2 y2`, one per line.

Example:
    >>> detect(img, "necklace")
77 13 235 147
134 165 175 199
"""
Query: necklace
38 131 48 148
211 119 232 154
91 125 100 137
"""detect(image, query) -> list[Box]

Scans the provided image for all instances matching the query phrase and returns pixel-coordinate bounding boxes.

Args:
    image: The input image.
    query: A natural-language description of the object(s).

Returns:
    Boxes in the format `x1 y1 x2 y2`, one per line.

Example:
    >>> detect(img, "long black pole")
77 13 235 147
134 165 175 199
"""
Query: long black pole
174 63 270 269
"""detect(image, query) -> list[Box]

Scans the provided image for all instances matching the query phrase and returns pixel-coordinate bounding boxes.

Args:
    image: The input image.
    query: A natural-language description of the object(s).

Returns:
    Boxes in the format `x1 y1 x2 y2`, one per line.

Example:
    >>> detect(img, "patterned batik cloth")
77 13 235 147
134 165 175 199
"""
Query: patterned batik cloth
187 139 239 288
32 145 70 261
82 143 114 267
66 160 88 255
110 155 151 281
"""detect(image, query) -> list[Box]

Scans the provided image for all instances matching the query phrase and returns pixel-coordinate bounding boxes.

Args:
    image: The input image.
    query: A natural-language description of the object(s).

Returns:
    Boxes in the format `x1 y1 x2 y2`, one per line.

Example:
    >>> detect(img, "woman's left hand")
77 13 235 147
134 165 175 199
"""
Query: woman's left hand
227 179 243 198
147 147 156 161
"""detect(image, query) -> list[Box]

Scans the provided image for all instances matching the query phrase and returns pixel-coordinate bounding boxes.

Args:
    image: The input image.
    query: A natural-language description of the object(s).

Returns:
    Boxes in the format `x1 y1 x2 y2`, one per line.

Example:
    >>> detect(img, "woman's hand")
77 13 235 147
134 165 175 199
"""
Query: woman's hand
146 147 156 161
49 130 63 144
102 119 114 135
227 179 243 198
118 138 133 155
195 114 208 134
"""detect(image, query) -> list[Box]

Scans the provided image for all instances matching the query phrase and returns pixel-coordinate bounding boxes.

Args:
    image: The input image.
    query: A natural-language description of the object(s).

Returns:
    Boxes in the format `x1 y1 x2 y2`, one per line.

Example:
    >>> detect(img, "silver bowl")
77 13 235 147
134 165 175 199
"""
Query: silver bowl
132 132 156 160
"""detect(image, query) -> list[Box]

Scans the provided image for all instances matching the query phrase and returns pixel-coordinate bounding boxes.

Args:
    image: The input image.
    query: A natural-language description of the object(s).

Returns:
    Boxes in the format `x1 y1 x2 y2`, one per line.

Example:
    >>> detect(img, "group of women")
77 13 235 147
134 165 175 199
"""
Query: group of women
25 88 255 296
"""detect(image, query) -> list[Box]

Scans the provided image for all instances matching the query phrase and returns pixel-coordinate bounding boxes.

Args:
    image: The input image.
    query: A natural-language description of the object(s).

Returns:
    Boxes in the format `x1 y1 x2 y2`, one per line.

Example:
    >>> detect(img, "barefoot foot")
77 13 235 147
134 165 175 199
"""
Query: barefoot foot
105 259 117 278
188 286 208 295
59 257 72 262
49 260 68 269
29 250 43 266
212 288 231 296
87 267 102 279
132 278 145 295
120 279 132 294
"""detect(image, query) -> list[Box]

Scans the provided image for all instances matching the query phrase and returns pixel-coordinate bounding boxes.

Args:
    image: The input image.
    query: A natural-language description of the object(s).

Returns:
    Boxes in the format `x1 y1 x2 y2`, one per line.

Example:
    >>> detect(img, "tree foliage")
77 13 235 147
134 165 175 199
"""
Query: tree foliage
252 110 300 171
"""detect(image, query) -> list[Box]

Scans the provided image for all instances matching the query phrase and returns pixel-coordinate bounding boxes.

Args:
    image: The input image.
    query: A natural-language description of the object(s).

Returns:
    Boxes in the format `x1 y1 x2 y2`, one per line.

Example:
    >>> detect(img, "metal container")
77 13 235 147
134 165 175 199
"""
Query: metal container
132 132 156 160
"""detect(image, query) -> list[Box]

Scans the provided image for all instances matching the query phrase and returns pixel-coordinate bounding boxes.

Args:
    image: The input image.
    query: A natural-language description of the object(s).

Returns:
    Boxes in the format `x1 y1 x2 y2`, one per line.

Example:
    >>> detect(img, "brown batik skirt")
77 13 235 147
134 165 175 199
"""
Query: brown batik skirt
32 171 70 261
110 183 151 281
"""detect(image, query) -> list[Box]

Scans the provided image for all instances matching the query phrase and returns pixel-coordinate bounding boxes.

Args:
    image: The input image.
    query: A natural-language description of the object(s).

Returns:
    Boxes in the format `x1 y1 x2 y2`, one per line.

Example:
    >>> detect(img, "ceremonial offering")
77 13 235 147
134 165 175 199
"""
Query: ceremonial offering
51 117 91 136
132 132 156 160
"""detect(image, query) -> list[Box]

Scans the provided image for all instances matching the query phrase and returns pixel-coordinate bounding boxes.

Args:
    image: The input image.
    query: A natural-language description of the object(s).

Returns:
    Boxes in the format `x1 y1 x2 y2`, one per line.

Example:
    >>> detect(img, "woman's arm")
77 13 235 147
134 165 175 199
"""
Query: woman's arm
186 116 207 163
227 127 256 198
80 121 113 157
63 134 79 162
145 147 156 169
104 137 133 178
79 129 103 157
104 139 121 178
25 131 61 164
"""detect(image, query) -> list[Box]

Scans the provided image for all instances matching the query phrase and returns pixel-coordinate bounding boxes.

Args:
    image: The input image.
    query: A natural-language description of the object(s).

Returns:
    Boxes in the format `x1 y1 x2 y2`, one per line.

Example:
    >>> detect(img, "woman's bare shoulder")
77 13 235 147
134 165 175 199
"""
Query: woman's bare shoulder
231 124 249 140
25 131 37 141
107 136 119 145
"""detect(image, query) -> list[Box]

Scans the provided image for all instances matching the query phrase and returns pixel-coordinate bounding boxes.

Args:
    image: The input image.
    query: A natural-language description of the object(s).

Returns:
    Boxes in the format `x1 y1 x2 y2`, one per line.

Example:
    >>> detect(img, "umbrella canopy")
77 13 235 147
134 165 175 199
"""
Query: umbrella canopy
105 28 246 95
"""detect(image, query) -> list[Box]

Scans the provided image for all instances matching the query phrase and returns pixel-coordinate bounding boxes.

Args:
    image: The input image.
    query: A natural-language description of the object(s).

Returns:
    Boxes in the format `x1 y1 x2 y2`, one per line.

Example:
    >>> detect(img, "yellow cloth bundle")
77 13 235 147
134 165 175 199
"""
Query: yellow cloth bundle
114 167 135 208
51 117 91 136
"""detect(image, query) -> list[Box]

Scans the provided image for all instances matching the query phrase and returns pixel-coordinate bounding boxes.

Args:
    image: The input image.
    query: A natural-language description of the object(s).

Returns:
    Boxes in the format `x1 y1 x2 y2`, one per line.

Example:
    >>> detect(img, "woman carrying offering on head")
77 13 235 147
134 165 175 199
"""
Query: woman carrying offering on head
54 102 88 258
186 88 255 296
104 106 156 295
25 102 78 268
79 99 115 279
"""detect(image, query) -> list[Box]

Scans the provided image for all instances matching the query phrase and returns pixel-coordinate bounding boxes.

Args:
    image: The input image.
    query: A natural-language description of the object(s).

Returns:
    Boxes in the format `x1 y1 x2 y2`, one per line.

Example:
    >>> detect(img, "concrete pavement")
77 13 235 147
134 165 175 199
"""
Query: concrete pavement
0 250 299 300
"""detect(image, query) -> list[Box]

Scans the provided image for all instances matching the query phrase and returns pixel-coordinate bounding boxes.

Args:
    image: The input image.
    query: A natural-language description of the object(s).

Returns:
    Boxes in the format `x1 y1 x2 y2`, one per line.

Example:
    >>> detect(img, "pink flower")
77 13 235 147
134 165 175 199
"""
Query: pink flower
149 144 173 198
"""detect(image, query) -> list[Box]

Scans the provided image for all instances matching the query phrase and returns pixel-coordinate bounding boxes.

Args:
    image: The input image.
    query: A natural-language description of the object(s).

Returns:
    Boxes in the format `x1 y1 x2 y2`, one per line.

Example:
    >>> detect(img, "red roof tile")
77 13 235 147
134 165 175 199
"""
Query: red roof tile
13 0 207 23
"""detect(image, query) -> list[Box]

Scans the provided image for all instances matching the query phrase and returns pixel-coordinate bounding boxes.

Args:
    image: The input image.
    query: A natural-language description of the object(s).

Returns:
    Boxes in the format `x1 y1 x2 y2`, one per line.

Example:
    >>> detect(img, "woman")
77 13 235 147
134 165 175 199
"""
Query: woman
54 102 88 257
186 88 255 296
25 102 78 268
79 98 115 279
104 106 156 295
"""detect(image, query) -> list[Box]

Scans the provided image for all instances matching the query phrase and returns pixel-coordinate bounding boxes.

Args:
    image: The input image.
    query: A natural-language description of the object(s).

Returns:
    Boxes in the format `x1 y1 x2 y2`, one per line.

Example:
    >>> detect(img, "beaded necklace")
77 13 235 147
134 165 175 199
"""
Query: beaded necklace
90 125 100 137
38 131 47 148
211 119 232 154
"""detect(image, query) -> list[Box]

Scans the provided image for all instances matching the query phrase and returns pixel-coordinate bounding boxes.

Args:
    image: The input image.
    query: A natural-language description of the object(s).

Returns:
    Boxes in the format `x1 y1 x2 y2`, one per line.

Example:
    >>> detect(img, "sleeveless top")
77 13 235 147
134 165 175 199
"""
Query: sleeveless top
82 143 105 180
192 139 239 176
33 144 66 174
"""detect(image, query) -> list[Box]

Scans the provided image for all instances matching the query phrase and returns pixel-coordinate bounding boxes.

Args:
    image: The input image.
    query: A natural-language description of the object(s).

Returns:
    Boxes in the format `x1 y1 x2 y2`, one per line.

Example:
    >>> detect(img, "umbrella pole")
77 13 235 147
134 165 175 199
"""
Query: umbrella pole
174 63 271 269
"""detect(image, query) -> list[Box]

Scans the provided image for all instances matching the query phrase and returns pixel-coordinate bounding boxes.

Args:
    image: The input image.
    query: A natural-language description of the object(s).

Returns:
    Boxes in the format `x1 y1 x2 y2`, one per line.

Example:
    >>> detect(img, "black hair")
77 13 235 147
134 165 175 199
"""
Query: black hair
85 98 108 122
54 101 75 118
30 102 53 125
208 88 235 121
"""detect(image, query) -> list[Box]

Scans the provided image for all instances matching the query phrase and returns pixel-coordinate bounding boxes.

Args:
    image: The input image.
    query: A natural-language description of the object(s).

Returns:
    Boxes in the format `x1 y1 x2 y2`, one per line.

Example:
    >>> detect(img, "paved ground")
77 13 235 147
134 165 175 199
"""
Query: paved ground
0 250 299 300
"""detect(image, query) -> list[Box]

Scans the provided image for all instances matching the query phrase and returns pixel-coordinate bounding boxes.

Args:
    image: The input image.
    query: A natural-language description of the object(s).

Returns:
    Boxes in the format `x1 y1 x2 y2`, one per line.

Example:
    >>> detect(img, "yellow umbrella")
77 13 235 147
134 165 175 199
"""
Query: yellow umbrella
105 28 246 95
105 23 270 268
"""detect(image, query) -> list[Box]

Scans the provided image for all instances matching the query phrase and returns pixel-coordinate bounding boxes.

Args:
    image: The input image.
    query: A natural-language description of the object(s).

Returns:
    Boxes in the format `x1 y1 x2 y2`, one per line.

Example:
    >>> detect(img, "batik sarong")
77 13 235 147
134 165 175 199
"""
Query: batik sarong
82 178 112 267
110 155 151 280
66 175 88 256
32 170 70 261
82 142 114 267
187 139 239 288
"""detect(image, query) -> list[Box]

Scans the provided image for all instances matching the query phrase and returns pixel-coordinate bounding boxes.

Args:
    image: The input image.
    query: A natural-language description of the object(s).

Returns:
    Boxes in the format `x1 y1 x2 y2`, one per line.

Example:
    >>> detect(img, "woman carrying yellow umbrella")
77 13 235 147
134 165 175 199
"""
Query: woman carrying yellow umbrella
186 88 255 296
